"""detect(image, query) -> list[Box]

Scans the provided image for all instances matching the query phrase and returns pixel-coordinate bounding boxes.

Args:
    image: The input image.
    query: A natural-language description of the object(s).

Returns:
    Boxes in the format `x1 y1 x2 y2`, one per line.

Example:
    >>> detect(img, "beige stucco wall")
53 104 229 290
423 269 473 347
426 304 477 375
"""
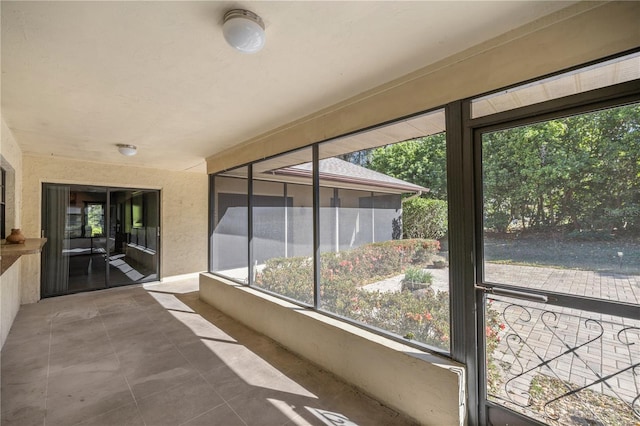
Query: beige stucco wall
207 2 640 173
1 117 24 347
200 273 464 425
21 155 208 302
1 117 23 230
1 263 21 348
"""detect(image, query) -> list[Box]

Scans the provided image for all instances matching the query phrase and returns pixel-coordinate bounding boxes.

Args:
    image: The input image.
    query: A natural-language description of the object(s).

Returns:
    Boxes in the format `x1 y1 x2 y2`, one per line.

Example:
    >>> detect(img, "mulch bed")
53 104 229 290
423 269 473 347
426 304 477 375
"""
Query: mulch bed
528 374 637 426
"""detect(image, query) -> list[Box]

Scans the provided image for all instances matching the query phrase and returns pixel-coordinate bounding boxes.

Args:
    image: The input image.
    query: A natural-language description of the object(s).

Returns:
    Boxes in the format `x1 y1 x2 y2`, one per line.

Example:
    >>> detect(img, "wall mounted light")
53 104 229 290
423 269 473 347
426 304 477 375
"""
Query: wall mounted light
222 9 265 54
117 144 137 156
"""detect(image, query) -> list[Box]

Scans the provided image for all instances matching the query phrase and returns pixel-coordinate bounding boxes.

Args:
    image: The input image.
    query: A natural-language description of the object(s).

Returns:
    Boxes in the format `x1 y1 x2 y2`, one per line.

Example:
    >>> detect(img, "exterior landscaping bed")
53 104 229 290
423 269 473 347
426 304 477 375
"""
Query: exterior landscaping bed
528 374 637 426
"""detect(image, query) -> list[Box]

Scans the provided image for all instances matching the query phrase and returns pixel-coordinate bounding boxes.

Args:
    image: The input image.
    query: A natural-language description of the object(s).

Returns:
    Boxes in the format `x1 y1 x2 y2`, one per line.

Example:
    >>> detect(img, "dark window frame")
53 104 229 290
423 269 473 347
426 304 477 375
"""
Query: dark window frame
207 51 640 382
465 78 640 426
1 167 6 239
208 109 451 358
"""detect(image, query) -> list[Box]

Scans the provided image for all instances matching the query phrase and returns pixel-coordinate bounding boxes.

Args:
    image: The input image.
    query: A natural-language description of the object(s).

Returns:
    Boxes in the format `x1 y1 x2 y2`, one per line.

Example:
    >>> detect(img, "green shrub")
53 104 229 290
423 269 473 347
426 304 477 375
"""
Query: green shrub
256 238 452 348
403 267 433 284
256 238 440 306
401 267 433 291
403 198 448 240
351 288 450 348
255 256 314 304
485 210 511 233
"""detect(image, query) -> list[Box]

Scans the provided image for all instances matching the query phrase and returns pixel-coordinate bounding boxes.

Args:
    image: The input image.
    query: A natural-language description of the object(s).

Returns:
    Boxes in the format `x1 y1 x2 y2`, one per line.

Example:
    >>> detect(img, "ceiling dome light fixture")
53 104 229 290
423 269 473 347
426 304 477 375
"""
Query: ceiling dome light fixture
222 9 265 54
117 144 137 156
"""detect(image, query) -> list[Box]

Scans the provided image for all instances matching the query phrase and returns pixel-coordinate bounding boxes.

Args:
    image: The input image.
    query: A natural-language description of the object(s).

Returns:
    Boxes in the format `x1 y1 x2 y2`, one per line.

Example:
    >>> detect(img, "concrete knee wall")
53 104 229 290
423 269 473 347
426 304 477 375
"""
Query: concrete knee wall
199 272 465 425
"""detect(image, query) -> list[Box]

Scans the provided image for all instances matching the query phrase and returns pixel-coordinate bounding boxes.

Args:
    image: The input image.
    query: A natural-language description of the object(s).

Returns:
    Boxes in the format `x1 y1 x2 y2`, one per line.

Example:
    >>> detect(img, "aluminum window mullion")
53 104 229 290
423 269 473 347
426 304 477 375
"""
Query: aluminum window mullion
248 165 254 286
447 100 481 425
446 101 468 362
312 144 321 309
208 175 215 273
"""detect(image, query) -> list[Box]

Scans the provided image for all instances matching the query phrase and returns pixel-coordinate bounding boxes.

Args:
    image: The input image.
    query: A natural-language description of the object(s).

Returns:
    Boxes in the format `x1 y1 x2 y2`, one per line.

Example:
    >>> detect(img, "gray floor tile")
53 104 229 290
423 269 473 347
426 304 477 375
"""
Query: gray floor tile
161 310 234 346
45 371 135 426
142 291 195 312
1 361 48 387
120 346 198 400
100 310 156 337
226 387 314 426
0 406 45 426
109 328 174 357
2 280 415 426
327 387 410 425
130 291 164 308
174 339 230 373
0 381 46 417
2 320 51 347
1 335 50 363
202 364 254 401
182 403 246 426
95 295 146 316
50 305 100 325
136 374 224 426
49 317 109 354
48 343 119 377
75 402 145 426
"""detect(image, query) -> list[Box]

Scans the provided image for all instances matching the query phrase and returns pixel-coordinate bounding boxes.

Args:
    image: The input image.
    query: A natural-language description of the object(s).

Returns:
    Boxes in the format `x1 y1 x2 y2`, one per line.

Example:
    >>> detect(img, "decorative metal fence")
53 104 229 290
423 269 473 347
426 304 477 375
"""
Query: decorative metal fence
487 297 640 425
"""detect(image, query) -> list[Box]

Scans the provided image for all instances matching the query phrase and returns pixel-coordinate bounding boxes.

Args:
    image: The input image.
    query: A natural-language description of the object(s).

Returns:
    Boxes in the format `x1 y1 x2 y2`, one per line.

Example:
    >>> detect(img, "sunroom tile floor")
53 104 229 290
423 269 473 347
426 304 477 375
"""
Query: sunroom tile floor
1 277 416 426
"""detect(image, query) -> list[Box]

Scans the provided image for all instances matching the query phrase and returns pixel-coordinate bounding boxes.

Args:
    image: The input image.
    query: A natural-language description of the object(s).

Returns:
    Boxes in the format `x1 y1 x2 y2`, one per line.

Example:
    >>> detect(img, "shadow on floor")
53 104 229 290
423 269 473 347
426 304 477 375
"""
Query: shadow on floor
1 280 417 426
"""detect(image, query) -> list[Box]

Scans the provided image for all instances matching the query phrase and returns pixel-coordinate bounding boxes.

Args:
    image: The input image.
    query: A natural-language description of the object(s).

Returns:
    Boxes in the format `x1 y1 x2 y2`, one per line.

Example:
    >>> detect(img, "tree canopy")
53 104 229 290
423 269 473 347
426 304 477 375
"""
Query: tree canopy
368 133 448 200
359 103 640 234
482 104 639 233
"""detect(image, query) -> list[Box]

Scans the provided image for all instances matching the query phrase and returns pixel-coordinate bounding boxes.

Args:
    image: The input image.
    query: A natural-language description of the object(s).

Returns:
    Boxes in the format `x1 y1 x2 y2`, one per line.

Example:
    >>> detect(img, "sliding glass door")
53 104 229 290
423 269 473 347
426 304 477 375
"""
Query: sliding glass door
42 184 79 295
41 184 160 297
107 189 159 287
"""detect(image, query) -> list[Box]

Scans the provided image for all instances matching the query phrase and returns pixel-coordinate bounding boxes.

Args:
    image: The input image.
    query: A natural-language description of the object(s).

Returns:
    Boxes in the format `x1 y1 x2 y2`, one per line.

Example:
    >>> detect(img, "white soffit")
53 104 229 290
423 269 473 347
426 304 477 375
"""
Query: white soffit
472 51 640 118
1 1 576 172
319 109 446 161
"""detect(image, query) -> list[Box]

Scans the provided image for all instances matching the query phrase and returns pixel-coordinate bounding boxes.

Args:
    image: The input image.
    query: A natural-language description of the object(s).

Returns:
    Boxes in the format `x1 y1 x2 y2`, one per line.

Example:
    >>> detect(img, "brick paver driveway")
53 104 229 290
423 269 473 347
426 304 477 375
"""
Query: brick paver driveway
485 263 640 423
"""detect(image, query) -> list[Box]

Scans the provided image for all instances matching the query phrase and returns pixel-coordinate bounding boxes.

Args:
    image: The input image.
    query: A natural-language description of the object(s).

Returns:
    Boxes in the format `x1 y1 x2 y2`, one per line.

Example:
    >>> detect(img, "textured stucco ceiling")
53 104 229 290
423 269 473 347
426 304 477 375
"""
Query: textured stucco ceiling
1 1 575 173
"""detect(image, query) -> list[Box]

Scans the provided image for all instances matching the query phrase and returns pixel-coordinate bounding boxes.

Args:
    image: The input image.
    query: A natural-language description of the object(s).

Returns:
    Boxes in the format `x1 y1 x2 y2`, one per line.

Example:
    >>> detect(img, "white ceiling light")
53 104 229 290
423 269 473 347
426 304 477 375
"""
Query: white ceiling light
117 144 137 156
222 9 265 54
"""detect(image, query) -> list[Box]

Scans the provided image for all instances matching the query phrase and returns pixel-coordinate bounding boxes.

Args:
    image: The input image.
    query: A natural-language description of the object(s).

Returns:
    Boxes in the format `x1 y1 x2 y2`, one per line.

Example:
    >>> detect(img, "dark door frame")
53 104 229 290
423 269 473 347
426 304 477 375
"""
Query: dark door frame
41 183 161 297
459 81 640 425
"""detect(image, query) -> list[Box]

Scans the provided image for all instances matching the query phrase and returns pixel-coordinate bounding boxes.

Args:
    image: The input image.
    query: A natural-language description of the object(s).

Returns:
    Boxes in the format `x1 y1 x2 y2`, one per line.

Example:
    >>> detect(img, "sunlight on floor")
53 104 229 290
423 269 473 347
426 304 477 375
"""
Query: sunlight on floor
148 286 318 398
306 407 359 426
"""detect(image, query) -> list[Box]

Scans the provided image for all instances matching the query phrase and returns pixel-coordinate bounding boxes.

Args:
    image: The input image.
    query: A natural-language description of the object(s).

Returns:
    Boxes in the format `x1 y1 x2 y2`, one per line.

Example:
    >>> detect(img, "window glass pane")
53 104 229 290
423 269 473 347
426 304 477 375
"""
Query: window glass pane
211 167 248 282
85 203 104 236
482 102 640 304
253 148 314 304
318 109 451 351
472 51 640 118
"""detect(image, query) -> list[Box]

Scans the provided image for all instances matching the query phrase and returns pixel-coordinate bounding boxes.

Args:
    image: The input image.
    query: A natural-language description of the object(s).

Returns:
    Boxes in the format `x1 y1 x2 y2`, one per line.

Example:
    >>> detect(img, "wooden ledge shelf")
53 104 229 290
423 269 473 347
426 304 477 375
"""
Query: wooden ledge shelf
1 238 47 276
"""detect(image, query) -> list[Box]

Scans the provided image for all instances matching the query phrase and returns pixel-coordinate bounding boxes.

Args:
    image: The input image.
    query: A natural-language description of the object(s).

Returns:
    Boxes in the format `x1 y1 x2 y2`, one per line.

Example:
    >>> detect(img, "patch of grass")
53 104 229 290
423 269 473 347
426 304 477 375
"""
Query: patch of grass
484 233 640 275
488 259 569 270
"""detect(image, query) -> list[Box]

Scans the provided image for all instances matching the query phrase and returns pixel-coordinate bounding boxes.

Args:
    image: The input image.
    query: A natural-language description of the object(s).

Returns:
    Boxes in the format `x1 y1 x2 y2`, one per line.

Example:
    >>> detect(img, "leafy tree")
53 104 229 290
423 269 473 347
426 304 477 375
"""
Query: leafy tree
482 103 640 233
368 133 448 200
352 103 639 235
86 204 104 236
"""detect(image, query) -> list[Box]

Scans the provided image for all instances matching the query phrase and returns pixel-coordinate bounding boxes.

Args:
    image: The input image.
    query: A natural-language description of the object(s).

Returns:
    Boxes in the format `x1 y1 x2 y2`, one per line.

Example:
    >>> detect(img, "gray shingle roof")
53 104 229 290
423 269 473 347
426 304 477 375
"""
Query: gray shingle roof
273 157 429 193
